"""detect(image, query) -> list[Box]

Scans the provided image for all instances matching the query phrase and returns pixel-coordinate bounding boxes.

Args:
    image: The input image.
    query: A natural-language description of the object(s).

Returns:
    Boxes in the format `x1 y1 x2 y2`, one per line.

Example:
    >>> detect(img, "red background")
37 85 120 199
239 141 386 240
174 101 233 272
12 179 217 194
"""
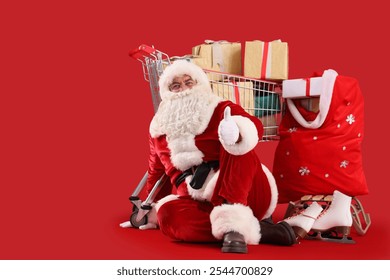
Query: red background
1 0 389 259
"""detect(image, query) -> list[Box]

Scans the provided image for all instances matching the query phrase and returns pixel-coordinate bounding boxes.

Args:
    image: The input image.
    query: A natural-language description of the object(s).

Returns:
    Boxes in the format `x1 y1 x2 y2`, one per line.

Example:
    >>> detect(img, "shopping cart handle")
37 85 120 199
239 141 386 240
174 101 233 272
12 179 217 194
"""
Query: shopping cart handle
129 44 156 59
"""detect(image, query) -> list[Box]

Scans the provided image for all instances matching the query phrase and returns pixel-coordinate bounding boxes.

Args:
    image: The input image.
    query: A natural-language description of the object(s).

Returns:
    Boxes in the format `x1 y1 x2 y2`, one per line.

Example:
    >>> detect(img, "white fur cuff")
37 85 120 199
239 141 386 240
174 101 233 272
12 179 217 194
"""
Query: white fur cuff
155 194 179 213
210 203 261 244
219 116 259 155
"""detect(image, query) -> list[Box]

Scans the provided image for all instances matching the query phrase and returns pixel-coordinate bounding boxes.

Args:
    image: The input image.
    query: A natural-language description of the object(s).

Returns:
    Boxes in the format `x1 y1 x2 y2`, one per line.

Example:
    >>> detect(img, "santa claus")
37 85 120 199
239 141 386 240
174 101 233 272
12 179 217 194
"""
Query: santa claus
125 60 297 253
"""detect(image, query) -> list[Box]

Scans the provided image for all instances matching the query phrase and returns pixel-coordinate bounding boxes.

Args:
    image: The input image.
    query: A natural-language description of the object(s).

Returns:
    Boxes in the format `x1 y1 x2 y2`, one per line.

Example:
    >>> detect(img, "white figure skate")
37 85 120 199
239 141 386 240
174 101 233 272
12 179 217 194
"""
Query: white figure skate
283 201 323 239
307 190 355 244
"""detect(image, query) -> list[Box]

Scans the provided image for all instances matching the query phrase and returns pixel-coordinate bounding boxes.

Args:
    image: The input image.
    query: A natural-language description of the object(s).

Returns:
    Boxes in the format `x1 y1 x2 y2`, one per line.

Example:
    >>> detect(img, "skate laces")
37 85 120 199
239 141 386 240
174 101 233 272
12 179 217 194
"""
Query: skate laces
286 207 317 220
287 202 327 220
313 204 330 220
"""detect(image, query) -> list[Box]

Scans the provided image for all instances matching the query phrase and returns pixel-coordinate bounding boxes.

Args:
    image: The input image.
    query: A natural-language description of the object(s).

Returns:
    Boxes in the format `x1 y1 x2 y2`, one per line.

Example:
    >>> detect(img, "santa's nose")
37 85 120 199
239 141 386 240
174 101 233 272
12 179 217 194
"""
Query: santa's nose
180 84 191 91
169 76 197 92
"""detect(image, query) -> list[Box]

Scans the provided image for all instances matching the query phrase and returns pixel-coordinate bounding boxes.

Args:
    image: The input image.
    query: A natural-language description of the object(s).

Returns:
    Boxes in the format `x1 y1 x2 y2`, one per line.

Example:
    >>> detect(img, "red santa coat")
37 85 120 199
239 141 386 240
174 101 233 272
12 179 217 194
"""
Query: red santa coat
144 59 278 244
147 100 275 220
147 101 277 243
273 70 368 203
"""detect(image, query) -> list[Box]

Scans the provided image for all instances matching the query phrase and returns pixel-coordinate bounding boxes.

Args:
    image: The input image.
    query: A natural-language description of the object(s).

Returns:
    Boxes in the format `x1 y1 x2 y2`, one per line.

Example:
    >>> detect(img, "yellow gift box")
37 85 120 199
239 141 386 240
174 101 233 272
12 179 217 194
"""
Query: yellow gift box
212 80 254 116
192 40 242 78
242 40 288 81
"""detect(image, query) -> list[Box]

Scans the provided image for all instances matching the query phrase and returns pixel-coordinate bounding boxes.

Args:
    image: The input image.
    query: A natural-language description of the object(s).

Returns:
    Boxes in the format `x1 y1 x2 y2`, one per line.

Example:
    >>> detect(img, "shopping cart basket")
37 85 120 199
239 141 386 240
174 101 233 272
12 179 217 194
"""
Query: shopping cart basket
125 44 370 239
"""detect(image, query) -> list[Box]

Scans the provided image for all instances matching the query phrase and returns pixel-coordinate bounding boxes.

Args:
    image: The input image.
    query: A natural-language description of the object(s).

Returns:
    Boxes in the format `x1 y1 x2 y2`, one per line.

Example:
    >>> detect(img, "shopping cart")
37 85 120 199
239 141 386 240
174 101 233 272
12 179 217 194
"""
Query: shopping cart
126 44 370 240
127 44 283 227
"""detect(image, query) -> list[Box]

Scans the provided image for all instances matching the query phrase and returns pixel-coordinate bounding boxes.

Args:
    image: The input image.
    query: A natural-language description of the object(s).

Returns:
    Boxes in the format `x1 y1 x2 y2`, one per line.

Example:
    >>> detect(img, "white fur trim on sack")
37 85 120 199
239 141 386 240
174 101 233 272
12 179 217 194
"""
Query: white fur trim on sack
210 203 261 244
260 164 278 219
218 115 259 155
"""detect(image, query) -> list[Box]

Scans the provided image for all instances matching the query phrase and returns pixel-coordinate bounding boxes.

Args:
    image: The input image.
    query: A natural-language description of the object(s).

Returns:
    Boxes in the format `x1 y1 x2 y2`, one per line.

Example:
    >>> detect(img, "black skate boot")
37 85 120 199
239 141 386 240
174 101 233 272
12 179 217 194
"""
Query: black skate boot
259 217 297 246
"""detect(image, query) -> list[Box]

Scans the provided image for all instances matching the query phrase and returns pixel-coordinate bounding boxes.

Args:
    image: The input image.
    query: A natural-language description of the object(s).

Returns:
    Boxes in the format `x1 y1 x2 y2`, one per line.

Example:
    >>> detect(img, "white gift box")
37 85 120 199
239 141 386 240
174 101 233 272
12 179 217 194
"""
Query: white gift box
282 77 323 98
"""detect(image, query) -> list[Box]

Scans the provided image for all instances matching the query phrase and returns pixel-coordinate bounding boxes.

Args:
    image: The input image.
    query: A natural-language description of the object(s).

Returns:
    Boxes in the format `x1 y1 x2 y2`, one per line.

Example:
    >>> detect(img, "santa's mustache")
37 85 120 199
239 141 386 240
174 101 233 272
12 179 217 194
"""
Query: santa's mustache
162 87 197 101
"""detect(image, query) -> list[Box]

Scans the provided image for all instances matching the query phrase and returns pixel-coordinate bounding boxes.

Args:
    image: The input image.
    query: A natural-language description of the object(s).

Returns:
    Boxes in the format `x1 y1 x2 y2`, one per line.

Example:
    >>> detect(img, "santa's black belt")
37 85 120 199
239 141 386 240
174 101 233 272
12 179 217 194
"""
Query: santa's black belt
175 161 219 190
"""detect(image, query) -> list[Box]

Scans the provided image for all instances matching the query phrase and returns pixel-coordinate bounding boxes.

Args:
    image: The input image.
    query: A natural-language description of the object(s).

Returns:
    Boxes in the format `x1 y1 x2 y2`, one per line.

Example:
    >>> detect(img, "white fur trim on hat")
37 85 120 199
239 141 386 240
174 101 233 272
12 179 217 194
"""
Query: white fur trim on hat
210 203 261 244
158 60 212 100
287 69 338 129
218 115 259 155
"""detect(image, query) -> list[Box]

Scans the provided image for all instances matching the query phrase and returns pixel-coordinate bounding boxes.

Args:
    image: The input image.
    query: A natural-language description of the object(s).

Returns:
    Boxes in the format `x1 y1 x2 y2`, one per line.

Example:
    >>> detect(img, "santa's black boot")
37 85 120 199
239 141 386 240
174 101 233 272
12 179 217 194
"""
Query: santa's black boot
210 203 262 254
259 217 297 246
221 231 248 254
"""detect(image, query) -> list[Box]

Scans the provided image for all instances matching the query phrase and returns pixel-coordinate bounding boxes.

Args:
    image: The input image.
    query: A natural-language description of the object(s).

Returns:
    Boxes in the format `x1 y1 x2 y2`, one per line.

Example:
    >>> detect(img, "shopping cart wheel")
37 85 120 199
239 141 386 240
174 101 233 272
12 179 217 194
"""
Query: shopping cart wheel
129 211 148 228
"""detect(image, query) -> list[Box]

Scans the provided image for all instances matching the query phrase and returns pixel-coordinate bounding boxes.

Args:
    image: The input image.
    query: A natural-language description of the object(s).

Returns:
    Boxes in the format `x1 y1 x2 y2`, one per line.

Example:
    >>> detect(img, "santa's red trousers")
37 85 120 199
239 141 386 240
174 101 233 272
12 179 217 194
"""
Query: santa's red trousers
157 196 218 242
155 152 273 243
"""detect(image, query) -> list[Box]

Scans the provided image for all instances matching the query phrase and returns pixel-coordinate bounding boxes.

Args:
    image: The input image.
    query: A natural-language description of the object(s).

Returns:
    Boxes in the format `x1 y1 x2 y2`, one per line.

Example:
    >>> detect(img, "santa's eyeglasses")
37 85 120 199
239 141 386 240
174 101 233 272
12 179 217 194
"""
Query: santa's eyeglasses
168 77 196 92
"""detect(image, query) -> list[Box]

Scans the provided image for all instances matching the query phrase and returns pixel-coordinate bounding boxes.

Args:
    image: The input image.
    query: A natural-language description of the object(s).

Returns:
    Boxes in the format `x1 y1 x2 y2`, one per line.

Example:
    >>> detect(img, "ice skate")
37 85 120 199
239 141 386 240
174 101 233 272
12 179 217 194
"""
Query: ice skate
283 201 323 239
308 190 355 244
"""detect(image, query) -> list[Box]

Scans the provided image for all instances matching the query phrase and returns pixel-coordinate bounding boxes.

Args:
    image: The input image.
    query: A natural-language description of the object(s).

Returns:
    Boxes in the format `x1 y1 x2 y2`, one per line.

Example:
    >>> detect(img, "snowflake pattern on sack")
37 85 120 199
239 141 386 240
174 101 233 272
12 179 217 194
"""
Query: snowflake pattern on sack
340 160 349 168
299 166 310 176
346 114 355 125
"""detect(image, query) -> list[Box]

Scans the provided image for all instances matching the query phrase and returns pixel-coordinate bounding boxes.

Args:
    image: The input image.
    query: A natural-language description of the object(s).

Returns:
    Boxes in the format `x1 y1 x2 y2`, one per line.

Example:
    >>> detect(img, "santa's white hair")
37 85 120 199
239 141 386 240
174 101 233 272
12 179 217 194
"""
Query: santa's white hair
158 59 213 100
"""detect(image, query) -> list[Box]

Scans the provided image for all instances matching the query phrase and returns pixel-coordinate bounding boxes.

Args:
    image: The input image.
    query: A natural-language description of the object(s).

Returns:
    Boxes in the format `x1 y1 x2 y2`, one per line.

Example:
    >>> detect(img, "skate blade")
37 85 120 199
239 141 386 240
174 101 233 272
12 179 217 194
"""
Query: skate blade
306 231 355 244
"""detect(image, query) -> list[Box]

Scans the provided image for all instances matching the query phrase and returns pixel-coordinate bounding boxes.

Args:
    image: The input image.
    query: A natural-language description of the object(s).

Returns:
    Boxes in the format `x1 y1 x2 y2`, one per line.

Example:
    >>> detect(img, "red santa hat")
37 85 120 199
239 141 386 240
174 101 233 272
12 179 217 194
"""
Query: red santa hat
158 60 212 100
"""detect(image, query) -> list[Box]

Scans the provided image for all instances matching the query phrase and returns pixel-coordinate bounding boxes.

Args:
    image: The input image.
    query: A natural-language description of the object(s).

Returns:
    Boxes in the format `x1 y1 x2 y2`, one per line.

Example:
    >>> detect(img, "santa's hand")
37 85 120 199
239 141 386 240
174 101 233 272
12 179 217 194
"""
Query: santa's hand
119 221 132 228
119 203 159 230
139 222 158 230
218 106 239 145
138 206 158 230
119 218 158 230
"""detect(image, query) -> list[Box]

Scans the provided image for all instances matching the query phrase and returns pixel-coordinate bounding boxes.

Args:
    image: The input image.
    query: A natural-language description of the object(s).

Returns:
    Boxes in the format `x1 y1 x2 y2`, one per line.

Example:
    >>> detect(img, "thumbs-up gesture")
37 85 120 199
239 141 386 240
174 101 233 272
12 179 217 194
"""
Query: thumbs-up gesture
218 106 239 145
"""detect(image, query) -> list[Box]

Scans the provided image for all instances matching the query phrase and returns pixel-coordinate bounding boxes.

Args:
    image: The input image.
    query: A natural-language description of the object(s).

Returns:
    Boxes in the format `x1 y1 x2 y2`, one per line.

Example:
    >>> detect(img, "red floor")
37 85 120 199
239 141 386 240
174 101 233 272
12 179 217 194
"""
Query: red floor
112 201 387 260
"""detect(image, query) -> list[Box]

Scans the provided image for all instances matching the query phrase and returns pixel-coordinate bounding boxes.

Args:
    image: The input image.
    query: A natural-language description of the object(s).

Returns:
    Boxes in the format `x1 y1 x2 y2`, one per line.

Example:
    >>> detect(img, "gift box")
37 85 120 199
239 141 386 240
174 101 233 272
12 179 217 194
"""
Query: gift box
260 114 278 137
282 77 323 98
254 92 281 118
212 80 254 115
242 40 288 80
192 40 242 78
299 97 320 113
254 89 280 136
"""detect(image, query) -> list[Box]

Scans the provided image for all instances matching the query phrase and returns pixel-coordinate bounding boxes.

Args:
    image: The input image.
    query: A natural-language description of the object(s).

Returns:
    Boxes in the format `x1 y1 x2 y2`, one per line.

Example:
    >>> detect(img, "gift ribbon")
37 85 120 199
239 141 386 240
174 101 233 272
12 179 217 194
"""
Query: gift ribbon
305 78 311 97
241 41 270 79
204 40 230 73
260 42 269 80
213 44 225 72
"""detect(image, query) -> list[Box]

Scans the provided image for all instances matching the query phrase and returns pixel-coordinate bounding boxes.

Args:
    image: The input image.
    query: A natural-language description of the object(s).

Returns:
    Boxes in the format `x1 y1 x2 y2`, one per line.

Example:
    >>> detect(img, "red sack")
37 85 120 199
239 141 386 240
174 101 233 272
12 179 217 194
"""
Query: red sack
273 70 368 203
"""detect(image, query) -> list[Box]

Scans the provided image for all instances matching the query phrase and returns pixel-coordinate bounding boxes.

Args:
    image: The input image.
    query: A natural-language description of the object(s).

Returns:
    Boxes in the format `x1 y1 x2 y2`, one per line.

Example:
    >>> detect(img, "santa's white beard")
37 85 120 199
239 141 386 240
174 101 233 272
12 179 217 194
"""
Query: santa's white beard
150 86 221 139
149 86 221 171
